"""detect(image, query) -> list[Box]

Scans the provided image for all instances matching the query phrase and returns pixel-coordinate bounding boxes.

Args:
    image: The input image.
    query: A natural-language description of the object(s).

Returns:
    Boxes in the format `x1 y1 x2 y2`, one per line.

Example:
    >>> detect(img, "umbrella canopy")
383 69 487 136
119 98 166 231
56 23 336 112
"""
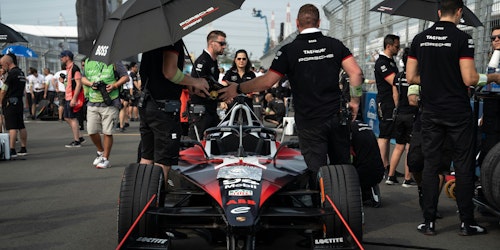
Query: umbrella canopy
89 0 244 64
0 22 28 43
1 45 38 58
370 0 483 27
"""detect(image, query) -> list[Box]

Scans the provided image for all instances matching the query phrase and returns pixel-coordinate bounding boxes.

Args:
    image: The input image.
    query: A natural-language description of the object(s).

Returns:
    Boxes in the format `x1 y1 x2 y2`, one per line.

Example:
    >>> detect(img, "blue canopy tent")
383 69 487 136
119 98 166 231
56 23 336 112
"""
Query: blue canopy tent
2 45 38 58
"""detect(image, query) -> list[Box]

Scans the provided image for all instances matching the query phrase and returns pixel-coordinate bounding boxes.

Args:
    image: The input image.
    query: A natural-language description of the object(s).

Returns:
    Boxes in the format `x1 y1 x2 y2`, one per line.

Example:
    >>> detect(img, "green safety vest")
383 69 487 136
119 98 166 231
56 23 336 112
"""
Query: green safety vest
84 59 119 103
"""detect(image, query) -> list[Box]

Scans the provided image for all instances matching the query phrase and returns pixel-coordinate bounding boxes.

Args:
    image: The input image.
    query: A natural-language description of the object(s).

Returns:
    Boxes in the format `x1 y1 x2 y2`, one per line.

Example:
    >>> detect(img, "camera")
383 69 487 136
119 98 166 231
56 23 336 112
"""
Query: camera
92 80 113 106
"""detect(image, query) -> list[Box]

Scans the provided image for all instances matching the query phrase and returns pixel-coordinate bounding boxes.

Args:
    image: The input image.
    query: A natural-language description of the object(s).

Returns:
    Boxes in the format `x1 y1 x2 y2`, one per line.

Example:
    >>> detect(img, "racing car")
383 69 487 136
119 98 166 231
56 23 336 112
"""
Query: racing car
117 98 363 250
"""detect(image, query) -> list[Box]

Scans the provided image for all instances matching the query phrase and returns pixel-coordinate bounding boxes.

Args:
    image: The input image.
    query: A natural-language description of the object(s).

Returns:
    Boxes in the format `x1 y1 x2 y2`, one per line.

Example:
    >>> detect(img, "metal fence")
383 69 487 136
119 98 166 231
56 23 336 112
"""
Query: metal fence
323 0 500 80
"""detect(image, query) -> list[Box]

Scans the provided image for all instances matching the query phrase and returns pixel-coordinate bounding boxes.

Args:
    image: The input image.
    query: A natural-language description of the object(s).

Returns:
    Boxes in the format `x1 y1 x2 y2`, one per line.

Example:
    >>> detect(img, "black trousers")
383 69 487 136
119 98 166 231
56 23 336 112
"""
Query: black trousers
421 111 475 223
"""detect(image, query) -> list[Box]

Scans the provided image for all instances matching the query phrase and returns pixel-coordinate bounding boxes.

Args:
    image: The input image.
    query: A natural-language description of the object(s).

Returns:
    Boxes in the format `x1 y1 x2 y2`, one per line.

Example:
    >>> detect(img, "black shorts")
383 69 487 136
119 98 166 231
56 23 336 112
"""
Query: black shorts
47 91 56 103
57 92 66 106
33 91 44 104
378 119 394 139
139 100 182 166
394 113 414 144
3 101 25 130
63 101 80 119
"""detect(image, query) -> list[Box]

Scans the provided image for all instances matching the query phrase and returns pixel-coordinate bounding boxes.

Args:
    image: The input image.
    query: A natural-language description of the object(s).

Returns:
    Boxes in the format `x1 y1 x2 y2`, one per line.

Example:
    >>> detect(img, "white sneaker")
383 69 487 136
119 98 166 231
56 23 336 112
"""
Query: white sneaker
96 157 111 169
93 151 104 165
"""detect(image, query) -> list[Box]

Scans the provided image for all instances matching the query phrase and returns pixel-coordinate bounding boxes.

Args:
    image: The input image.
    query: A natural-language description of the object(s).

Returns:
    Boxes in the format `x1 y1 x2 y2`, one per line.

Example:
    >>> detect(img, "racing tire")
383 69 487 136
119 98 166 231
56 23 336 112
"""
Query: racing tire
118 163 164 243
490 160 500 209
319 164 363 242
480 141 500 210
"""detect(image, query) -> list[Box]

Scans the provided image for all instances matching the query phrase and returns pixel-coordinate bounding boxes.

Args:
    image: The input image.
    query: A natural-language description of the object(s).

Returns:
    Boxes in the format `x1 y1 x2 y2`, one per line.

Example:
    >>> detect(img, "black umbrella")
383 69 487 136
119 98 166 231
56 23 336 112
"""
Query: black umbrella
89 0 244 64
0 23 28 43
370 0 483 27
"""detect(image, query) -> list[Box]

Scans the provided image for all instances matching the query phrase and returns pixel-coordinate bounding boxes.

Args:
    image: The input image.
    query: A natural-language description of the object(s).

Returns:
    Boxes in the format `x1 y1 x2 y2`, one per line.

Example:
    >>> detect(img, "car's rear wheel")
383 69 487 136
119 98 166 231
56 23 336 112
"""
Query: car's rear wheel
118 163 164 242
481 141 500 210
319 164 363 242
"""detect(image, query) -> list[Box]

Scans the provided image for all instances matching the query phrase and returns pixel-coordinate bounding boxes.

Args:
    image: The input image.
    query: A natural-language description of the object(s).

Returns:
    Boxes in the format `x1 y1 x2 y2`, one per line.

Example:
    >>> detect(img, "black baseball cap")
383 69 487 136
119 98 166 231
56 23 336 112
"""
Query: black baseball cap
59 50 74 60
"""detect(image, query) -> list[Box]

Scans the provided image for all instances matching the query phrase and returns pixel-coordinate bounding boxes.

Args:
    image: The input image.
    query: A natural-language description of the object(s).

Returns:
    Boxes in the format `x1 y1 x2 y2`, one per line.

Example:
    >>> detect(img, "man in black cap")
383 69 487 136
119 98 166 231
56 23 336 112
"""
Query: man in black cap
60 50 85 148
0 53 28 157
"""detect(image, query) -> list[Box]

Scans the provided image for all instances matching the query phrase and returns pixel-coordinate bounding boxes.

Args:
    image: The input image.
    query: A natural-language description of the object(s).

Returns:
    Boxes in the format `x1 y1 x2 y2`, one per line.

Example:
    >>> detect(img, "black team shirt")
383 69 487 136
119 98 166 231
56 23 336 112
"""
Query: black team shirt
190 50 219 115
374 54 398 108
270 31 352 129
409 21 474 114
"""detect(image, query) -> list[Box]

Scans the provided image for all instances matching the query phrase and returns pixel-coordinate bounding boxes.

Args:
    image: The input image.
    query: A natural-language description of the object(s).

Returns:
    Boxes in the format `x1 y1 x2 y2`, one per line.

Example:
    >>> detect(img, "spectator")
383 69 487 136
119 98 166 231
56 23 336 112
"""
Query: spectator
0 53 28 157
219 4 363 178
406 0 487 236
138 39 209 184
374 34 400 176
128 62 141 122
27 67 45 120
53 65 67 121
189 30 227 140
118 63 133 132
59 50 85 148
81 59 129 169
43 68 56 115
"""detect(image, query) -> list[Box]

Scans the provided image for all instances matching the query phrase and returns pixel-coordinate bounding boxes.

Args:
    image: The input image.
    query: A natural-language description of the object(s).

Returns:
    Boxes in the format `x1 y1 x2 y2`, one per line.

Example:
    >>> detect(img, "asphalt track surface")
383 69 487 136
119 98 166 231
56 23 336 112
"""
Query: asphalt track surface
0 120 499 250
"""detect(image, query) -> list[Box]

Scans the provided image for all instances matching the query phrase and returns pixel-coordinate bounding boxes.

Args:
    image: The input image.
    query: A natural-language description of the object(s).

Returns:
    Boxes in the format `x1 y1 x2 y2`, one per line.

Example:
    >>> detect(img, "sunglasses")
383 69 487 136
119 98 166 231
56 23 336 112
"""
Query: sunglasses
491 35 500 41
236 58 247 61
214 41 227 46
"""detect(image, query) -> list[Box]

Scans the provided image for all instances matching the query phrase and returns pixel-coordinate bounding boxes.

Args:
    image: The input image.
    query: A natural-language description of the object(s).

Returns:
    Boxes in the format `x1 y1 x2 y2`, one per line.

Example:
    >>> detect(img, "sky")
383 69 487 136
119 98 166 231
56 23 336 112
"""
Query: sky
0 0 330 61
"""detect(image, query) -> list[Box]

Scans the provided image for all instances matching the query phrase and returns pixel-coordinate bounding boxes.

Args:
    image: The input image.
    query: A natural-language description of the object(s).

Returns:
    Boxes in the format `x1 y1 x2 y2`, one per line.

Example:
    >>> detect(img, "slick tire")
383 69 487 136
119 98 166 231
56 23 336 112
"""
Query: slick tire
319 164 363 242
481 142 500 210
118 163 164 242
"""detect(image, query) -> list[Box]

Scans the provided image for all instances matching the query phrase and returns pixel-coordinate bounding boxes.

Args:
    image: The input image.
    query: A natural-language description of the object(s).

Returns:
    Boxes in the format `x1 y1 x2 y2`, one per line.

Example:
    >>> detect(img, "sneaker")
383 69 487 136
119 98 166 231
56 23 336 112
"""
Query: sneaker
96 157 111 169
362 184 381 208
385 176 399 185
65 141 81 148
93 151 104 166
402 179 417 187
10 148 17 158
79 137 86 144
124 122 130 128
417 221 436 236
17 147 28 156
459 222 487 236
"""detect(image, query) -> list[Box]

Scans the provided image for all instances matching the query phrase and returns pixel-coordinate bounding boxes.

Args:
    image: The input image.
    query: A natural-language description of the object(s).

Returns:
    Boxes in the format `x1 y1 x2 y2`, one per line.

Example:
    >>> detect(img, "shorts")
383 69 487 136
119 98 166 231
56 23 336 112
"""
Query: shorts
87 105 119 135
139 100 182 166
378 119 395 139
393 113 414 144
57 92 66 106
63 101 80 119
33 91 44 104
47 91 56 103
3 100 25 130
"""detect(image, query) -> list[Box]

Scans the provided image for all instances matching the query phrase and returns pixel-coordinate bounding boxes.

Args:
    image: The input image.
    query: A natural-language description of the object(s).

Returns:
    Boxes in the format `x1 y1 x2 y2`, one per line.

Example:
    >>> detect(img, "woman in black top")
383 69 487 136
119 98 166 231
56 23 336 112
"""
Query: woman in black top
223 49 256 108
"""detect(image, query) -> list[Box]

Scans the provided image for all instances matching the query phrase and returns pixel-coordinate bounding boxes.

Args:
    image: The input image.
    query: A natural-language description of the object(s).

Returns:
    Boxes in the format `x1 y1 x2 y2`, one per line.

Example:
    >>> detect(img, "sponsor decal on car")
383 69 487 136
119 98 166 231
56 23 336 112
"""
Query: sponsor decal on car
228 189 253 196
223 178 259 189
236 216 247 222
135 237 169 244
314 237 344 246
230 206 251 214
226 199 256 206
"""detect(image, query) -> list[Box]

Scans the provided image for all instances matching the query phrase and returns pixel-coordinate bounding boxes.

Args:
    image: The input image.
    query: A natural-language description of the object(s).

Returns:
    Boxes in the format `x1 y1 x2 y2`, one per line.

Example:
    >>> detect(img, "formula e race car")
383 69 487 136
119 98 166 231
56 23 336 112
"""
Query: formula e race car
117 98 363 250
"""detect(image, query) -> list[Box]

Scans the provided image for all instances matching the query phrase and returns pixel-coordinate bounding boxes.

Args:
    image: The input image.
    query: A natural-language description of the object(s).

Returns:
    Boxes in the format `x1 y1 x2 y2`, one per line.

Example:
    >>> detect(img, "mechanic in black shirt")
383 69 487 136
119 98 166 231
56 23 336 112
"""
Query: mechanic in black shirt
139 40 209 182
0 53 28 158
263 93 285 127
219 4 363 175
189 30 227 140
406 0 486 236
374 34 400 174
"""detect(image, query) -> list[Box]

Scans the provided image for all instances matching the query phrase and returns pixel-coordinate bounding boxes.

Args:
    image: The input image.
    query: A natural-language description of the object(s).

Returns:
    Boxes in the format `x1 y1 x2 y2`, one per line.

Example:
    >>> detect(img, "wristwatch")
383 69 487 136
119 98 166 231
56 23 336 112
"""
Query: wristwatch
236 84 243 94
